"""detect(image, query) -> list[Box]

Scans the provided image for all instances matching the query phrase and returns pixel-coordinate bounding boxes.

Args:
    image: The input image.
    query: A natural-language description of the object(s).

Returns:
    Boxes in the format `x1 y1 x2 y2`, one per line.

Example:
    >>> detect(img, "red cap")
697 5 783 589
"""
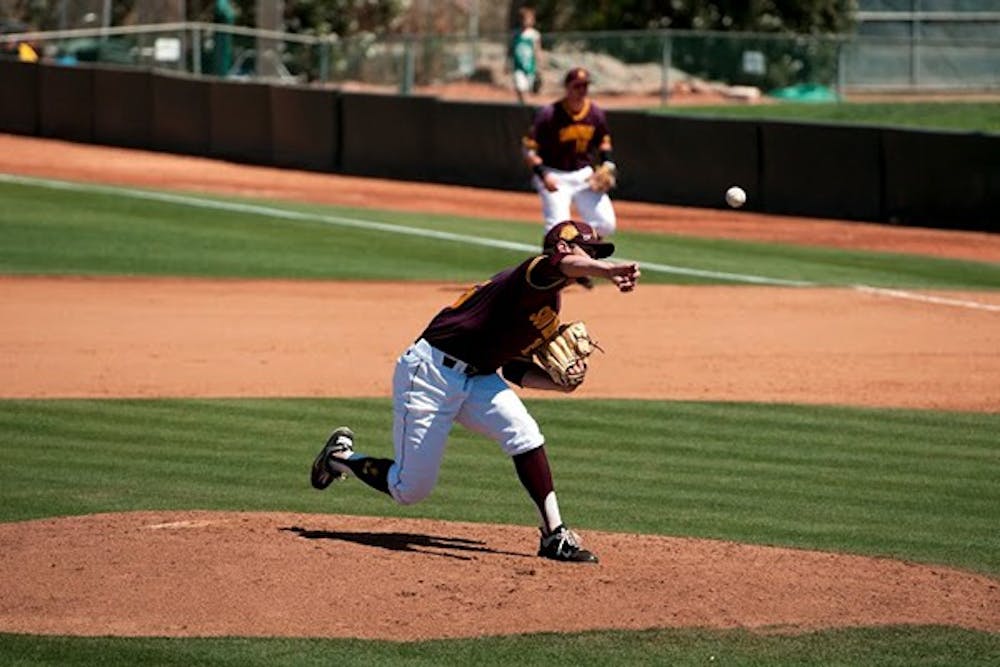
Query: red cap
543 221 614 258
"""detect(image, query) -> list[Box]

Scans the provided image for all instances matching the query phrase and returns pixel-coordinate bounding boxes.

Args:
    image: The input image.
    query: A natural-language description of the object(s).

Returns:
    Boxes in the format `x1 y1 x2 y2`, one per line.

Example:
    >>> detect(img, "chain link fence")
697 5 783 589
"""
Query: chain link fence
2 22 998 96
853 0 1000 90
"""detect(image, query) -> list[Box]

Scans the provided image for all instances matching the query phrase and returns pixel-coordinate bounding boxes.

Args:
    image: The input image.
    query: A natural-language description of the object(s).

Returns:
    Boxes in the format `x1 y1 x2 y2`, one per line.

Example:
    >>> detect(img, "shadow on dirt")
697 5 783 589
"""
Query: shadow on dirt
280 525 531 560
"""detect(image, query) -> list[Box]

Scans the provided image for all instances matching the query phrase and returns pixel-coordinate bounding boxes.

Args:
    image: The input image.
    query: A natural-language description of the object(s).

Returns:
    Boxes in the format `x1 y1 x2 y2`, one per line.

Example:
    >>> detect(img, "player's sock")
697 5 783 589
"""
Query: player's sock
513 446 564 534
341 455 392 495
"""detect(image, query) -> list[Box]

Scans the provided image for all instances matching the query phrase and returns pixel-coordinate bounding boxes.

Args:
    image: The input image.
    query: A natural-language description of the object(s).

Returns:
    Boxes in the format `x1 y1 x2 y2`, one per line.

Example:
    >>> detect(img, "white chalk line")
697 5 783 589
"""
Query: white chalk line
0 173 806 286
2 173 997 311
851 285 1000 312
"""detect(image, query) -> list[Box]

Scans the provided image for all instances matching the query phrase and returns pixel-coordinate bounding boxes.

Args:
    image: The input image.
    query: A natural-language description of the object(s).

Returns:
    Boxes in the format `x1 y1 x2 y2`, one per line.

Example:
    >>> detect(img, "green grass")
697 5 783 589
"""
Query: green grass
1 180 998 288
0 181 514 283
2 174 998 663
653 101 1000 133
1 398 998 665
2 398 997 576
2 626 999 666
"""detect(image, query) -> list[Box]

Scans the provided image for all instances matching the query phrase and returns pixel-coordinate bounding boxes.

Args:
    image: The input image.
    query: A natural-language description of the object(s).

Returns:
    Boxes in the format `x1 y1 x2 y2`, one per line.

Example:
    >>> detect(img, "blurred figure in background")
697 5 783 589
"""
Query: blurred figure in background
213 0 235 76
509 6 542 105
0 19 37 63
18 41 39 62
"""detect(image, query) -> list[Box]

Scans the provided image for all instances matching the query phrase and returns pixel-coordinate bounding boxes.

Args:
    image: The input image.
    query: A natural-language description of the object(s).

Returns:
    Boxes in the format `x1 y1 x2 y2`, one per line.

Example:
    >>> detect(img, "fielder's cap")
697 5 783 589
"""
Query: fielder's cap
564 67 591 86
543 220 615 259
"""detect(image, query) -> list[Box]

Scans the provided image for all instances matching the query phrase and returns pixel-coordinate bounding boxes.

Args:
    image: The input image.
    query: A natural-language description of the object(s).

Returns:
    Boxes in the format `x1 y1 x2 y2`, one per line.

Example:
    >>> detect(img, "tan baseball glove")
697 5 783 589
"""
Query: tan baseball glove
587 162 617 193
533 321 603 388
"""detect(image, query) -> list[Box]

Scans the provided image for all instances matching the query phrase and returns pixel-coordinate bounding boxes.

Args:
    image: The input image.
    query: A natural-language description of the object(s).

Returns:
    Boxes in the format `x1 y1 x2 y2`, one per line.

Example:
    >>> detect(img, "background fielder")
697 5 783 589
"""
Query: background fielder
523 67 618 238
311 221 640 563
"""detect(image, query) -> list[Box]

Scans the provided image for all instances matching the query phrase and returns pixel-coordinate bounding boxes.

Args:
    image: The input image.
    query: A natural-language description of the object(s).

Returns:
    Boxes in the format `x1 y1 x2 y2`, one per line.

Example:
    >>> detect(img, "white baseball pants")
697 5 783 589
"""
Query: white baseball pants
534 166 617 237
386 338 545 505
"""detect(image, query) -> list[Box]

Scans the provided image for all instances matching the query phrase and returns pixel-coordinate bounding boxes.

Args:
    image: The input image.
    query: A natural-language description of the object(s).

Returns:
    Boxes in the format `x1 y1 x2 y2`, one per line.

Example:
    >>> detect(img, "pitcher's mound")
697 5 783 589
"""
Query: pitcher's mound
1 511 997 640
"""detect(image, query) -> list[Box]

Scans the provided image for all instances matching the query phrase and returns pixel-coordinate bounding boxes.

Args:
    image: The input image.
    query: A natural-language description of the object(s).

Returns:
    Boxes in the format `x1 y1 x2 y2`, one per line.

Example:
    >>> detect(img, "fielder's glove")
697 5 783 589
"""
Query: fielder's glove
533 321 603 388
587 162 617 193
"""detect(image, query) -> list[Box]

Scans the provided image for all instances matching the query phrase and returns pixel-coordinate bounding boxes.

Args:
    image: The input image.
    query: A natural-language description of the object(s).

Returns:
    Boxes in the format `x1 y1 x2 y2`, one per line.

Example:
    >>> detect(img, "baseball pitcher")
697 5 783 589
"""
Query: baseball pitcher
311 221 640 563
523 67 618 238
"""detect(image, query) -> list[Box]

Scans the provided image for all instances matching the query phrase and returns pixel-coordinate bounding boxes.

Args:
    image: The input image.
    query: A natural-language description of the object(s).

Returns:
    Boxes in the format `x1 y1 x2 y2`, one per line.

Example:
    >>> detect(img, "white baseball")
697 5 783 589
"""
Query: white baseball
725 186 746 208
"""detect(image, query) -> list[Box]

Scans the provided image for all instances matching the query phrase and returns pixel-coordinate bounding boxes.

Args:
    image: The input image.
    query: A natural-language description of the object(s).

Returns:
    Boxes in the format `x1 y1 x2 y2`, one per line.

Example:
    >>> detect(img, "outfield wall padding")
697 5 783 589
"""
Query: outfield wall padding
0 60 39 135
339 93 437 180
209 80 272 165
3 60 998 231
93 66 152 149
882 129 1000 231
150 73 210 156
611 112 760 209
269 85 339 172
38 63 93 143
759 121 883 221
429 100 533 190
597 110 648 201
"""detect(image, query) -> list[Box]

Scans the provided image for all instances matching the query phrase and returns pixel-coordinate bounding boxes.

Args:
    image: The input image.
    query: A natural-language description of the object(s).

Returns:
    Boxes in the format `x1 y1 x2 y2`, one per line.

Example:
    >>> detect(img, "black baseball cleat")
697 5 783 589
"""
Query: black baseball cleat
310 426 355 490
537 525 599 563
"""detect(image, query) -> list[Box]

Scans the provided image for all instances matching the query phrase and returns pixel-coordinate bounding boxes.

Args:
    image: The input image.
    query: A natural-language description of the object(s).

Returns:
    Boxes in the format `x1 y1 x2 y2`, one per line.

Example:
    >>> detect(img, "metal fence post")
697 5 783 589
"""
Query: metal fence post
189 24 201 74
401 38 415 95
660 33 672 106
318 39 329 82
836 37 846 101
910 0 920 87
192 25 201 75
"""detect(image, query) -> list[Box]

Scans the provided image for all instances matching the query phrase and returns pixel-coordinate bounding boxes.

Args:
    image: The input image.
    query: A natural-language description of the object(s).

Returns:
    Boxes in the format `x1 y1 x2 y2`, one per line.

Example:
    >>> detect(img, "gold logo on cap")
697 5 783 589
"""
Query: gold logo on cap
559 224 580 241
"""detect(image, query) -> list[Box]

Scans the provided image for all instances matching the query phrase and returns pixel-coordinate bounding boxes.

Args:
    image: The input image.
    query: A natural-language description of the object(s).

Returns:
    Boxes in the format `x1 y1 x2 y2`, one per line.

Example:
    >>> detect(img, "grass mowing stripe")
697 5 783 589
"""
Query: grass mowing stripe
0 179 521 282
0 173 804 285
2 626 999 666
3 176 999 289
1 398 997 576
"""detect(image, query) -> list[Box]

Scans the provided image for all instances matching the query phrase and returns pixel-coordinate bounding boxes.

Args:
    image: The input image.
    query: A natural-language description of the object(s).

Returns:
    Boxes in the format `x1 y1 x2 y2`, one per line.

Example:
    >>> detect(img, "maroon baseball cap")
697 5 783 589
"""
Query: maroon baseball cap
564 67 591 86
543 220 615 258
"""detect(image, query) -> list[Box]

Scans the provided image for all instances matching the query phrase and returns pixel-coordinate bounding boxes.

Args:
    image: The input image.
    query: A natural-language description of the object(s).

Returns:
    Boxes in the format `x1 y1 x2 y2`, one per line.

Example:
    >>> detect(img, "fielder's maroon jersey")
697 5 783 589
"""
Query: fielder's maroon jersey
524 99 611 171
420 253 570 372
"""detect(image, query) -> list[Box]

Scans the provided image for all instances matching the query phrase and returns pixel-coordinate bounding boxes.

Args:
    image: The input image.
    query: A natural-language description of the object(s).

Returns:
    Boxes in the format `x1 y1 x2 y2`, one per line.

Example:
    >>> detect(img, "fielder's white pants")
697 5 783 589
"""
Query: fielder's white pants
534 166 617 237
386 338 545 505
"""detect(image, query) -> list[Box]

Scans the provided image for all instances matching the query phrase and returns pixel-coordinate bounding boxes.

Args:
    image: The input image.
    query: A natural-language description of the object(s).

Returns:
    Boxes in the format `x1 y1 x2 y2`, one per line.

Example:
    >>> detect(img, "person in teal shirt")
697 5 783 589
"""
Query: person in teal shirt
214 0 235 77
509 6 543 104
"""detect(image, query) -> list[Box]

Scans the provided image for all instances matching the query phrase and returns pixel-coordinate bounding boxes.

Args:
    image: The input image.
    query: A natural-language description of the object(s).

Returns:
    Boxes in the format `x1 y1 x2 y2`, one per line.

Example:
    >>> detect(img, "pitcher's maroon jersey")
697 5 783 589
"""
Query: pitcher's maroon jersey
420 253 570 372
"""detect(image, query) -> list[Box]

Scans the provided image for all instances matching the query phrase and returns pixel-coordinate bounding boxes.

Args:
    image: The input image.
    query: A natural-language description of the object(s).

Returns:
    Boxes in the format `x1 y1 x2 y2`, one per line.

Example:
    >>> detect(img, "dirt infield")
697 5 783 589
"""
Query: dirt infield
3 277 998 410
2 511 998 640
0 134 998 639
